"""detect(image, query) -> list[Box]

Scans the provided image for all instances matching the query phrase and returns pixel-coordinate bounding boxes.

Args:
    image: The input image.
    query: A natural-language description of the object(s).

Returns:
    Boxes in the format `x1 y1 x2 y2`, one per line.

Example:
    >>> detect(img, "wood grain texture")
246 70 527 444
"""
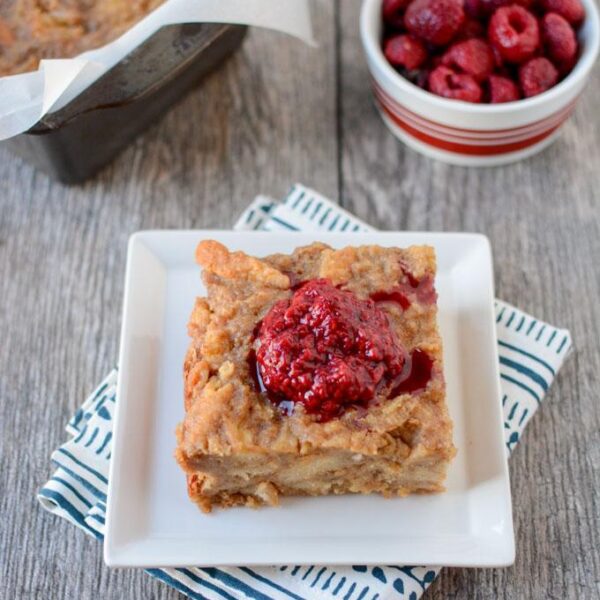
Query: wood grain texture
0 0 599 598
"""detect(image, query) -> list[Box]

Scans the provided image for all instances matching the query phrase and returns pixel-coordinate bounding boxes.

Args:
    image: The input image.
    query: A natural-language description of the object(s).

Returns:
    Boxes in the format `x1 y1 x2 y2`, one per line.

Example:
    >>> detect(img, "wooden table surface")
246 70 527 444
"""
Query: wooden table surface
1 2 599 598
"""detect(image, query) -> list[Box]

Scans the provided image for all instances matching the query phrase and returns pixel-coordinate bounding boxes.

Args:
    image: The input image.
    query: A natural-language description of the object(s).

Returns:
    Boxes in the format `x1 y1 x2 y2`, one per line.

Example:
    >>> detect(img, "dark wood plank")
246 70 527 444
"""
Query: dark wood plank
0 3 337 598
337 1 600 598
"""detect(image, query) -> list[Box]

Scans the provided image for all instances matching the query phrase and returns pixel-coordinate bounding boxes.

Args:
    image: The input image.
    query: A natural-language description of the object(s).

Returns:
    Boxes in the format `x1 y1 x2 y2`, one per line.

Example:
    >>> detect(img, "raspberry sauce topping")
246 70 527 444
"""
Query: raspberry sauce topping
389 349 434 396
370 289 412 309
370 263 437 309
254 279 408 421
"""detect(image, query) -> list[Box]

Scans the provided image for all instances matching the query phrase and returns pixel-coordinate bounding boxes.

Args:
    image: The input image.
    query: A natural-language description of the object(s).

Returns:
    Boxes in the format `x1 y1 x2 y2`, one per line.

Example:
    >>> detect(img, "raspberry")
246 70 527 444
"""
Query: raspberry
542 0 585 25
383 0 411 27
429 65 483 101
489 74 521 102
519 56 559 96
541 13 578 63
442 38 495 81
404 0 465 45
489 5 540 63
384 34 429 69
256 280 408 420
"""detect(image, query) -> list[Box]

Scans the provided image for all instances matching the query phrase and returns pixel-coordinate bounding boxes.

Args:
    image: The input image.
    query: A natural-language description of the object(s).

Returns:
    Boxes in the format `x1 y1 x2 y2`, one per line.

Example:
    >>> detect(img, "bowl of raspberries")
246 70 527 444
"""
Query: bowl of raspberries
360 0 599 164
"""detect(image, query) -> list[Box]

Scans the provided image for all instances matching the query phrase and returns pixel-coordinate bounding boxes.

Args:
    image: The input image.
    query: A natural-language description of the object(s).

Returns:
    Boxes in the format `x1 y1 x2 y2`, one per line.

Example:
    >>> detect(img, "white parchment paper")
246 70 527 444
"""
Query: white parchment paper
0 0 314 140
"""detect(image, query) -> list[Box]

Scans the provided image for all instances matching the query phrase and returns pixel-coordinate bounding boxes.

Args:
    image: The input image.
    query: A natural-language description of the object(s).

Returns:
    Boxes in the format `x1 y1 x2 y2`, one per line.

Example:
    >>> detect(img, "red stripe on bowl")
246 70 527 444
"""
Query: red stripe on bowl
377 100 565 155
372 83 574 155
374 84 576 144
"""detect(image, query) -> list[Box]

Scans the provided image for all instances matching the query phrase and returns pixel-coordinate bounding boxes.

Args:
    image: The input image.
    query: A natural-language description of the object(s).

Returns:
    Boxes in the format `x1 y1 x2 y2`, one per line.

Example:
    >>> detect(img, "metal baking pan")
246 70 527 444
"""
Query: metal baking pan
2 23 246 183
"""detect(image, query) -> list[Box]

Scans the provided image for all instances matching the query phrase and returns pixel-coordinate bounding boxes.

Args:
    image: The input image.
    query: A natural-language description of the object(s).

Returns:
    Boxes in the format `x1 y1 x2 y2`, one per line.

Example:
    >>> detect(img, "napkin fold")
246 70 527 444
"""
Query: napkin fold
39 184 573 600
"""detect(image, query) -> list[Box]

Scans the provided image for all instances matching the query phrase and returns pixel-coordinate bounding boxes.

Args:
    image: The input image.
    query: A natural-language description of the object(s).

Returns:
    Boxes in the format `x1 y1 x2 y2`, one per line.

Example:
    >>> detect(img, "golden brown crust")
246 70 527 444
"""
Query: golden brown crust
196 240 290 289
0 0 164 77
176 241 456 512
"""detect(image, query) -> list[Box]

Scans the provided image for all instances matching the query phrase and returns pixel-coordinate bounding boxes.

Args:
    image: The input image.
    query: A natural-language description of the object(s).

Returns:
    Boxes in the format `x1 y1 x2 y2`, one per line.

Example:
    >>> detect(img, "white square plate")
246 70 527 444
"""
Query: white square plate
105 231 514 568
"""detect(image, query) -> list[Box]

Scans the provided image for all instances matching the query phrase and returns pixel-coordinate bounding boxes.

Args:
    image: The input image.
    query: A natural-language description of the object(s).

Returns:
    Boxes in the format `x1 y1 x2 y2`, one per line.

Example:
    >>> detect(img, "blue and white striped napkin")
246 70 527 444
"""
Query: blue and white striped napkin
39 184 573 600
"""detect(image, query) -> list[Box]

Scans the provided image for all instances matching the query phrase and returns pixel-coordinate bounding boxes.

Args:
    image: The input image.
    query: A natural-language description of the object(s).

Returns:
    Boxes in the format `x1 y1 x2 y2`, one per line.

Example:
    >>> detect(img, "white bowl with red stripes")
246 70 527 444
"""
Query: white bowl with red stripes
360 0 600 166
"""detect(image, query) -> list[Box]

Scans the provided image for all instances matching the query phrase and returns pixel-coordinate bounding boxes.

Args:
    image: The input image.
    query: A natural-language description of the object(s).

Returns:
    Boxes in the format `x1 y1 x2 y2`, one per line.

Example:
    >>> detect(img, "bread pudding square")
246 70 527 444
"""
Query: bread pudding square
175 240 455 513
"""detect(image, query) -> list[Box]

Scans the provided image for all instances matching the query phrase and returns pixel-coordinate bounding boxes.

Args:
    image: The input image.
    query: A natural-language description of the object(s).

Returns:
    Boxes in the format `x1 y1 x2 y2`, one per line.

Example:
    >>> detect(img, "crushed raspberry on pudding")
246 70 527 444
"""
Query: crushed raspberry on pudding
252 277 437 421
370 289 412 309
370 263 437 309
254 279 408 420
390 349 434 396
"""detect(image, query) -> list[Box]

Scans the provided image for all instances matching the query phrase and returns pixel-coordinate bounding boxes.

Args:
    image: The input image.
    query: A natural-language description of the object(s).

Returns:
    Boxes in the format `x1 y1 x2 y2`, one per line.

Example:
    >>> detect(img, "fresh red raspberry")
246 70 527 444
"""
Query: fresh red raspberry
541 13 578 63
489 5 540 63
442 38 495 81
519 56 559 96
429 65 483 101
542 0 585 25
384 34 429 69
404 0 465 46
383 0 411 28
489 74 521 102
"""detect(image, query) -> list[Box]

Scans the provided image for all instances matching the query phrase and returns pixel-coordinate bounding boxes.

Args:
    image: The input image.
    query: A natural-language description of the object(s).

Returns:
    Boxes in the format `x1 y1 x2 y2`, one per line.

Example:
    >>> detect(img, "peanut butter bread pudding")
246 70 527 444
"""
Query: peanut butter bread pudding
175 240 455 512
0 0 164 77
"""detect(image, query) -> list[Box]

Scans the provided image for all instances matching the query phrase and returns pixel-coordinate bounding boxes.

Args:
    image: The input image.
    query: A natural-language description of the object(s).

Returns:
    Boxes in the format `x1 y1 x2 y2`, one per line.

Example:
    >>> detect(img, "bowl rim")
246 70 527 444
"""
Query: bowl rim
360 0 600 114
